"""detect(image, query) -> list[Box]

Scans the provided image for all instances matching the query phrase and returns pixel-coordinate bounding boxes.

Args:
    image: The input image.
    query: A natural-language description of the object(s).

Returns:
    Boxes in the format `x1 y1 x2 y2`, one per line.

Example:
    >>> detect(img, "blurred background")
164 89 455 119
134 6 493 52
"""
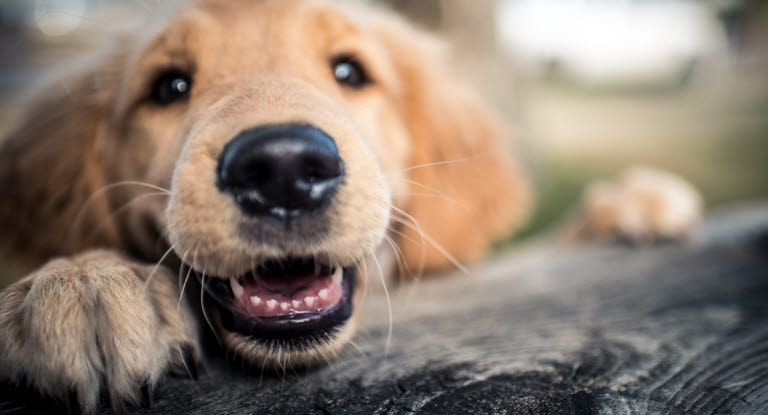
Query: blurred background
0 0 766 242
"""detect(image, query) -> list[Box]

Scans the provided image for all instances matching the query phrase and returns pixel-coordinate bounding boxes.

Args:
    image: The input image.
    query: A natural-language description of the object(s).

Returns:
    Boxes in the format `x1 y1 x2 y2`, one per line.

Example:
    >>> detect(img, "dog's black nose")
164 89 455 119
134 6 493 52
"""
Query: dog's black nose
216 124 344 219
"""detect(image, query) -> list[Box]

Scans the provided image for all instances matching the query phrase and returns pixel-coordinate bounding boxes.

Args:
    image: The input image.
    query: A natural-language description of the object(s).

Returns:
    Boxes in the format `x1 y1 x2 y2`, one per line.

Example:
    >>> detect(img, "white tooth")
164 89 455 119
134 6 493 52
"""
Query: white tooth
250 296 262 306
266 299 277 310
318 288 328 300
331 268 343 286
230 277 244 298
304 296 315 307
292 300 301 308
280 302 289 311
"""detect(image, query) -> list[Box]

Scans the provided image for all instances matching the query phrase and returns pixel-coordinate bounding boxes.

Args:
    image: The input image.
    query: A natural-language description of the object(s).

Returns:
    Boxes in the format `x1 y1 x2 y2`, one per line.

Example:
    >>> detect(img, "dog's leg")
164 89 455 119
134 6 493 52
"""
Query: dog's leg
0 250 200 413
565 166 703 243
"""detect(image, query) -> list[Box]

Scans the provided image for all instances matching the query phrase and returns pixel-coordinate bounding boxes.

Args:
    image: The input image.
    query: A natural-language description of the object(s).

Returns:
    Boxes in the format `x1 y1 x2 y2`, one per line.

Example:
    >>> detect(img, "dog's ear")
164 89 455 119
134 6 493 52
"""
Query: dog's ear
376 18 531 274
0 56 122 267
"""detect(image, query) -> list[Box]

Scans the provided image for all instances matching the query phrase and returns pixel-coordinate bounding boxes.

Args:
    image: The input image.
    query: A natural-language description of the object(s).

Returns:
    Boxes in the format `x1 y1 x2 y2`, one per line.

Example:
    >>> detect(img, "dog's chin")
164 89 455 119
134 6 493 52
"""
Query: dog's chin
184 257 357 367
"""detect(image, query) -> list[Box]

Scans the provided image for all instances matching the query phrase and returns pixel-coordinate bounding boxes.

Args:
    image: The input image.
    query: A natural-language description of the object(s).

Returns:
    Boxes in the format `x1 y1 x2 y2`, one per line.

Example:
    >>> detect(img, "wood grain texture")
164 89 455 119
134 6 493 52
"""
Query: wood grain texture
1 204 767 414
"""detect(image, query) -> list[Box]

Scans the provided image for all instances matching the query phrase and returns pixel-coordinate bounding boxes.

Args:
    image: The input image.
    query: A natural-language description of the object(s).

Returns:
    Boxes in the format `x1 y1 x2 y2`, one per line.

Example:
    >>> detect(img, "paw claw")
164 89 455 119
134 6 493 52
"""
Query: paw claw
180 342 202 380
140 381 153 409
64 390 80 415
106 388 124 415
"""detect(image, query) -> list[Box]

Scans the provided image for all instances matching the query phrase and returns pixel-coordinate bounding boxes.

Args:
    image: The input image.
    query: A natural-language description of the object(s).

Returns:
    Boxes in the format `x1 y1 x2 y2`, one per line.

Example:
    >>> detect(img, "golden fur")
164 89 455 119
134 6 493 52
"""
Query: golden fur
0 0 528 411
0 0 700 412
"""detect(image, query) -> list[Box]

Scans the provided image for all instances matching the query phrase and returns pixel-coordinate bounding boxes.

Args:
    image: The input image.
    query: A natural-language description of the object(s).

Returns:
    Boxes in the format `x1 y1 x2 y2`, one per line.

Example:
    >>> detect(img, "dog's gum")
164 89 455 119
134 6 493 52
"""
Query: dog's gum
232 269 344 317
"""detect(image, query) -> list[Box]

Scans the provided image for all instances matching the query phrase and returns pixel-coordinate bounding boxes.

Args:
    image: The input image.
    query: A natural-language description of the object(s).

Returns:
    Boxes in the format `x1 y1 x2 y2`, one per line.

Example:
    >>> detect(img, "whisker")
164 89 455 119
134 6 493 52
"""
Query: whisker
401 157 475 172
328 337 347 368
288 364 308 387
386 226 425 277
70 181 172 238
176 343 196 382
200 270 222 345
316 343 331 369
389 230 425 314
369 253 393 356
386 226 417 244
390 211 470 276
175 245 200 381
399 268 423 314
391 192 468 209
357 253 369 303
258 350 268 388
390 206 423 235
143 243 176 291
317 342 338 369
345 338 367 358
177 248 190 294
80 191 170 243
383 233 412 280
104 180 172 194
390 206 428 275
400 179 450 201
279 354 287 389
177 247 197 315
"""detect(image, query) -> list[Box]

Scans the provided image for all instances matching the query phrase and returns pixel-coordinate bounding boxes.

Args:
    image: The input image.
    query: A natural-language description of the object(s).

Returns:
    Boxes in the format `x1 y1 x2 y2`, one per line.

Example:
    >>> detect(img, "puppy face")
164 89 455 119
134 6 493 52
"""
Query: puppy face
110 0 409 365
0 0 529 368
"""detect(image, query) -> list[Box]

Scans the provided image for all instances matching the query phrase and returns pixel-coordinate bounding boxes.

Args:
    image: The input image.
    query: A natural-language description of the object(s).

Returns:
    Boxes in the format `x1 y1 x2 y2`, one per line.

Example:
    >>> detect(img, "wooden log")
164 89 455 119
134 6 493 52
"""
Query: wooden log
1 204 767 414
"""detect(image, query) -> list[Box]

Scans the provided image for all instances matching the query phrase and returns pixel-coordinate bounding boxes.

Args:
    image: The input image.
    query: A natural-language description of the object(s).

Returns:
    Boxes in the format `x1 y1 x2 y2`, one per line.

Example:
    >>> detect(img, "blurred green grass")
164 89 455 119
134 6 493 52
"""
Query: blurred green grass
506 73 768 243
513 124 768 242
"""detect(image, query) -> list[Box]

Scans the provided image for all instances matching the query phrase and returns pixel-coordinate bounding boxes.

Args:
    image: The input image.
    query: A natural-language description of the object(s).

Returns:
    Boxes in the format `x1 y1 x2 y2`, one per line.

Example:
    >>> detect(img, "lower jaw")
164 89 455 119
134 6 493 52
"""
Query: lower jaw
195 267 357 347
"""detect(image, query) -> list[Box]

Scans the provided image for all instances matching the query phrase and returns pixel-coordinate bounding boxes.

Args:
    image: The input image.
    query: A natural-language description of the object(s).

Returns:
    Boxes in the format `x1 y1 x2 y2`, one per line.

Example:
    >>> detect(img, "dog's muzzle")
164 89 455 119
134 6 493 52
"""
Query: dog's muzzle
196 123 355 346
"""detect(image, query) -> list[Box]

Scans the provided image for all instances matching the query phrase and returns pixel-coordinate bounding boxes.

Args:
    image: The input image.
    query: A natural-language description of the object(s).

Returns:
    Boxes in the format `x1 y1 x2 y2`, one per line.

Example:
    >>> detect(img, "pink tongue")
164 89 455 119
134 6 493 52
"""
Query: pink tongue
234 276 342 317
256 273 318 291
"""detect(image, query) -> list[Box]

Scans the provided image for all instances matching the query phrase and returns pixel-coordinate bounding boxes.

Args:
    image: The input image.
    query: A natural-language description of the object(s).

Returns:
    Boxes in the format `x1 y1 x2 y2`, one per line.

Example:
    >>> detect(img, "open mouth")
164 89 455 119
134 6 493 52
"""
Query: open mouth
190 257 355 341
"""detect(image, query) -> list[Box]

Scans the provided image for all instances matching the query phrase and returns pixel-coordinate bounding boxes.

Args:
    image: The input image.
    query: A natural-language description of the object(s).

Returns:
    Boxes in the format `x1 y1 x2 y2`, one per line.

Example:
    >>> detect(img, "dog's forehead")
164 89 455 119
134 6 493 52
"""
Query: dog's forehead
119 0 381 91
115 0 401 103
112 0 380 109
164 0 365 57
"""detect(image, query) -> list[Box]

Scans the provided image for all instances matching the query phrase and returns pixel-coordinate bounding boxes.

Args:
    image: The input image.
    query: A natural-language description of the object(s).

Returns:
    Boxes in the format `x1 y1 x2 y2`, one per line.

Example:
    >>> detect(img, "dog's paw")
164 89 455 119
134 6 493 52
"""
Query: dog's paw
573 166 703 243
0 250 199 413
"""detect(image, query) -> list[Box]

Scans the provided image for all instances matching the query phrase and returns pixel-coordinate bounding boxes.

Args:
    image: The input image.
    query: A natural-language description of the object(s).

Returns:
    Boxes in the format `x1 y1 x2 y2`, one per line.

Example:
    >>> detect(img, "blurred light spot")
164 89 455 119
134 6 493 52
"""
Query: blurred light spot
496 0 728 84
34 0 86 37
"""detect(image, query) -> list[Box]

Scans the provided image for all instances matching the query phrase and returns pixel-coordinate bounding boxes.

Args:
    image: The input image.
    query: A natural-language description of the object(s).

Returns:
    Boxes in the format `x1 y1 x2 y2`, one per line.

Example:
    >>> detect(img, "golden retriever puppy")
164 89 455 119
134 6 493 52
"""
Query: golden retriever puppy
0 0 529 412
0 0 701 412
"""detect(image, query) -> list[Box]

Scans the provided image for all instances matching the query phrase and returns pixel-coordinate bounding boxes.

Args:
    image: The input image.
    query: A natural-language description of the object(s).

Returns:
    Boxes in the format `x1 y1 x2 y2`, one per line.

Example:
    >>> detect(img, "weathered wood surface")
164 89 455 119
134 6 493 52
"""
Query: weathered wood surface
2 203 768 414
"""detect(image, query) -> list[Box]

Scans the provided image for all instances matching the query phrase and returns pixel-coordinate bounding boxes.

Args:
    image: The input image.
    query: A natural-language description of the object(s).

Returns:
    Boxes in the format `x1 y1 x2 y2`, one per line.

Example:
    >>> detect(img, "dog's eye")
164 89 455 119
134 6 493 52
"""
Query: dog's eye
150 70 192 105
331 56 370 89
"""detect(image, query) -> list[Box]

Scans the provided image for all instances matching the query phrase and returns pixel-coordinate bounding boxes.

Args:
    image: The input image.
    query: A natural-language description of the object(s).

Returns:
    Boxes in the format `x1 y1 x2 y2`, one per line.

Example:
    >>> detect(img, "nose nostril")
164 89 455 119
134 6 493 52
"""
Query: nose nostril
301 156 342 184
216 124 344 218
241 160 272 188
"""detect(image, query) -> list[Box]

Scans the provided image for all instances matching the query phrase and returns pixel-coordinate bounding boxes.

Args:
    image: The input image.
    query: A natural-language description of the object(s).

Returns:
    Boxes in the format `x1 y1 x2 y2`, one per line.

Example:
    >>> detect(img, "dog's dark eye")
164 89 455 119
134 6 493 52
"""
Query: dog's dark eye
150 70 192 105
331 56 370 89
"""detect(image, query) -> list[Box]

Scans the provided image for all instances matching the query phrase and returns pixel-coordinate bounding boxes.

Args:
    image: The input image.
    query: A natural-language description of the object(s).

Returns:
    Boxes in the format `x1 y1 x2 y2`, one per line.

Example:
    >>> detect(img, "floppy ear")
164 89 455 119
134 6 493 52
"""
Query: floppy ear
0 57 121 268
381 21 531 274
